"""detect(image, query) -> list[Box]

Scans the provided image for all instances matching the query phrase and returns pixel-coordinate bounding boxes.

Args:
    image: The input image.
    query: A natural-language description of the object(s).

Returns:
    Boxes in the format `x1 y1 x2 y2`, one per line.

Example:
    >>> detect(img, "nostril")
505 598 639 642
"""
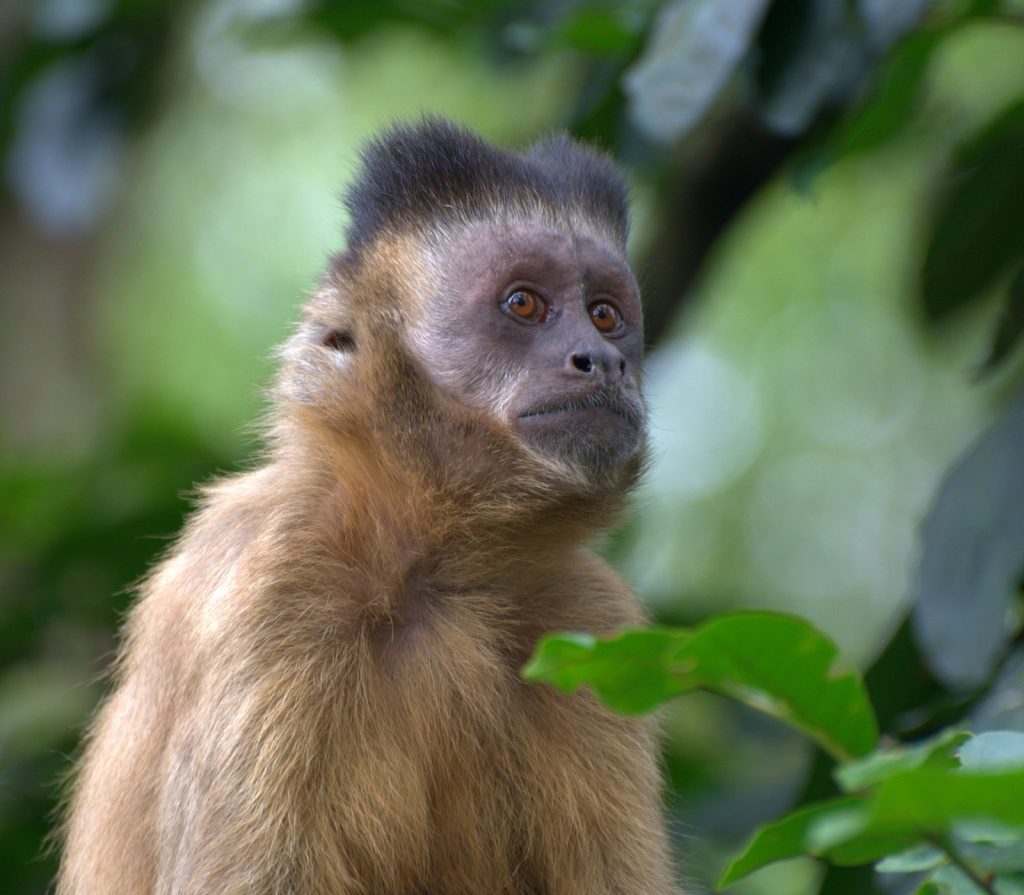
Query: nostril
572 353 594 374
618 359 626 377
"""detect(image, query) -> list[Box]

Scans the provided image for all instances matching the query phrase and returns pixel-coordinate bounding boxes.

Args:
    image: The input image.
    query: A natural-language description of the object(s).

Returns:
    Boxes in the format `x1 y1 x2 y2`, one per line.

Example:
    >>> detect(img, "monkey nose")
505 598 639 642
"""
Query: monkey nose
567 343 627 381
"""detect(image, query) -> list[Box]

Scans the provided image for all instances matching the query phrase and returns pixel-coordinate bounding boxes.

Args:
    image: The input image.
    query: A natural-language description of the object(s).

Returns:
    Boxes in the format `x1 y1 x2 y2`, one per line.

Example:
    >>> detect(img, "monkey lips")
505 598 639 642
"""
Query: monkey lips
515 384 645 472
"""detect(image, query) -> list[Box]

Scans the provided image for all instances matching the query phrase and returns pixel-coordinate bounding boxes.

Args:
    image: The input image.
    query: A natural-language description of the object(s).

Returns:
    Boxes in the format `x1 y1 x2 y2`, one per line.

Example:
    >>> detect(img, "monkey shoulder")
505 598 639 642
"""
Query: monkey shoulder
116 465 327 672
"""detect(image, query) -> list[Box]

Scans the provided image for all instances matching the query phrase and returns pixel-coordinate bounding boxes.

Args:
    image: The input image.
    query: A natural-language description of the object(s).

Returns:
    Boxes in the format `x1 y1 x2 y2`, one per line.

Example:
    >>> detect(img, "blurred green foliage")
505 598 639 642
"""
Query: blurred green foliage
1 1 1023 893
528 617 1024 891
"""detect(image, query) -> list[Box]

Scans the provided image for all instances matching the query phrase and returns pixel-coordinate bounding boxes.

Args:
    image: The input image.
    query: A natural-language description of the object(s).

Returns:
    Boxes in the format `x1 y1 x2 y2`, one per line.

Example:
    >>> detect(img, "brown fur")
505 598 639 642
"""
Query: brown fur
57 200 680 891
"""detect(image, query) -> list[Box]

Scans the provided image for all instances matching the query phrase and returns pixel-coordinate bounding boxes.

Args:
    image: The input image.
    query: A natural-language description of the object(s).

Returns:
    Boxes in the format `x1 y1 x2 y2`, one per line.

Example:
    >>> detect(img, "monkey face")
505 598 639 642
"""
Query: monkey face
411 217 646 478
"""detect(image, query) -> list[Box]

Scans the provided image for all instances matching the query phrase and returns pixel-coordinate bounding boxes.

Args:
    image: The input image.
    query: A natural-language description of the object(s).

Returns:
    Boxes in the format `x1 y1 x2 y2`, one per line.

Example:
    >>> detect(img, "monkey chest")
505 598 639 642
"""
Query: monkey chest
338 622 601 891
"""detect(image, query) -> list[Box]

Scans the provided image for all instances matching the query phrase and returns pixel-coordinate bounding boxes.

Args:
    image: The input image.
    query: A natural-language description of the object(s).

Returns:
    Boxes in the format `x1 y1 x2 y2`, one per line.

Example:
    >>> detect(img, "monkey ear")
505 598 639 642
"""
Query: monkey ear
305 277 357 354
320 328 356 352
275 280 359 409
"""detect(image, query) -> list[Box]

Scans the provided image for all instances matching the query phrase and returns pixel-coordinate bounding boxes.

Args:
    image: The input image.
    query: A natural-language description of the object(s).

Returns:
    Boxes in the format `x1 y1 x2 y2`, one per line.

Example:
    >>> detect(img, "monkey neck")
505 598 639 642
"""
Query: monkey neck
278 410 631 577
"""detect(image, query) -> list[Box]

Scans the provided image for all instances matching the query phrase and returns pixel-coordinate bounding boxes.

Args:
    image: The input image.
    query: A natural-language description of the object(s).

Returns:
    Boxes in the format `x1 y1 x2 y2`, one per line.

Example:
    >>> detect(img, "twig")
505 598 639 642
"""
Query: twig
925 833 997 895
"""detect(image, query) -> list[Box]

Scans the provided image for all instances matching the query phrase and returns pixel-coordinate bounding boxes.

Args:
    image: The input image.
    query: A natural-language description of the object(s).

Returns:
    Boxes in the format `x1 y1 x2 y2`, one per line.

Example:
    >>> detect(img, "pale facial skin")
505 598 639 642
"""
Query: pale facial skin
410 217 646 476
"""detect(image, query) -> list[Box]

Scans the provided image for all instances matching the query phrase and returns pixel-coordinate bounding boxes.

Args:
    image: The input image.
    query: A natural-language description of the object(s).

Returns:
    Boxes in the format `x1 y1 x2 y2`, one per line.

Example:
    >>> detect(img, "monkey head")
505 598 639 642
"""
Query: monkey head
281 119 646 498
408 214 645 480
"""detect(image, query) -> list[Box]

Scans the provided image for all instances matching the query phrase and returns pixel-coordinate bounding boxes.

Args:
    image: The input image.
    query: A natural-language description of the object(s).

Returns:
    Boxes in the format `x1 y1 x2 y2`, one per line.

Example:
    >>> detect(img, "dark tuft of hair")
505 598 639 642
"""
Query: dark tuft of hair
343 117 630 252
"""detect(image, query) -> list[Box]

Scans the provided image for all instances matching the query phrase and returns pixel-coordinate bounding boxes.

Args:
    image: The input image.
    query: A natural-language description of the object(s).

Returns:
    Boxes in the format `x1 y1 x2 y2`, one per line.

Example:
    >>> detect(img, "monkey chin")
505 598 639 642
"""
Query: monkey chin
515 404 645 481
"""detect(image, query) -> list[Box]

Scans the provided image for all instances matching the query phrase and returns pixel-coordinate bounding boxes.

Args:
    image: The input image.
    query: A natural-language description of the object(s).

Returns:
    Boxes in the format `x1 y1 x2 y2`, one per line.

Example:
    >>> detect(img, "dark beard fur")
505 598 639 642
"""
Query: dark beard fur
518 383 646 479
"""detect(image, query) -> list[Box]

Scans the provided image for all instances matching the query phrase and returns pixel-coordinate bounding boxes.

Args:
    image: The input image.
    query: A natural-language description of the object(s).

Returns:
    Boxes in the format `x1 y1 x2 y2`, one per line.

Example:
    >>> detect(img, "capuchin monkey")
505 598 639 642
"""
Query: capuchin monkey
57 118 681 895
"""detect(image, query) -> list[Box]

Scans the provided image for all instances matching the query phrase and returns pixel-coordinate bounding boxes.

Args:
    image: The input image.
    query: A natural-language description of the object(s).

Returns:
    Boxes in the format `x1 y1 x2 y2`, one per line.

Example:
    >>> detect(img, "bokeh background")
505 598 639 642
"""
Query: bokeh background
2 1 1023 893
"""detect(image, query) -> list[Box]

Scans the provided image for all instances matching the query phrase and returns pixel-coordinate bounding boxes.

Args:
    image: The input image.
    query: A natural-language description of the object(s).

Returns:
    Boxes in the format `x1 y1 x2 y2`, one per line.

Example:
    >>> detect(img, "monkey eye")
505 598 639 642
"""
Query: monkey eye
503 289 547 323
589 301 622 334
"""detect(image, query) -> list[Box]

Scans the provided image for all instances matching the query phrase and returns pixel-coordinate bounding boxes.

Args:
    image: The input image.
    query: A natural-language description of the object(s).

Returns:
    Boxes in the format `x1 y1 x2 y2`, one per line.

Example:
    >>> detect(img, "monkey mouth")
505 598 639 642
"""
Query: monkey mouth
517 387 644 430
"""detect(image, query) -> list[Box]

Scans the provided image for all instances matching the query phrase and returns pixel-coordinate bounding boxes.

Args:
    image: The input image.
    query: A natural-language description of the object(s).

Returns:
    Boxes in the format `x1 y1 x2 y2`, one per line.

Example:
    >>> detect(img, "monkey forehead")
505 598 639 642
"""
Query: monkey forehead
422 215 637 298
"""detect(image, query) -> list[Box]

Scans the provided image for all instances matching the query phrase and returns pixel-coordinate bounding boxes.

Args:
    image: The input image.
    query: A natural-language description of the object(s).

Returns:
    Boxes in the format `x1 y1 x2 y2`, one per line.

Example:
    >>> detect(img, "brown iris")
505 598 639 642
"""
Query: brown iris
505 290 544 321
589 301 621 333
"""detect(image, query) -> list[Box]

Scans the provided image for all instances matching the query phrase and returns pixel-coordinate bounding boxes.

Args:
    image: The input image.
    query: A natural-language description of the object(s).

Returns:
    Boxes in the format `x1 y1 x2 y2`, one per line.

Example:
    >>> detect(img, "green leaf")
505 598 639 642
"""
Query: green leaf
753 0 859 136
555 7 643 56
719 740 1024 886
622 0 771 142
975 648 1024 733
998 871 1024 892
814 768 1024 851
858 0 935 49
522 628 693 715
876 844 947 874
995 870 1024 892
981 264 1024 375
718 796 864 887
720 794 927 887
673 614 878 760
959 837 1024 874
836 729 970 792
911 399 1024 689
807 807 923 865
925 865 981 895
957 819 1024 846
960 732 1024 772
925 864 1020 895
525 612 877 760
828 28 941 158
872 767 1024 829
922 101 1024 320
794 0 1000 180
